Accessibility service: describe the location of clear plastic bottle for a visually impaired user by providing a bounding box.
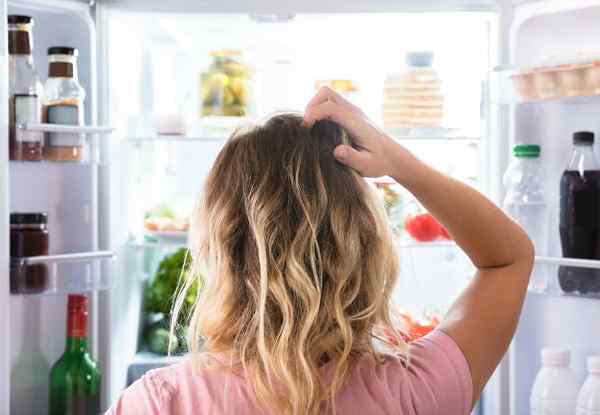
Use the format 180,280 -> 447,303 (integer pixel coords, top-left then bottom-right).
559,131 -> 600,294
530,349 -> 580,415
503,144 -> 548,292
43,46 -> 86,162
576,356 -> 600,415
8,15 -> 43,161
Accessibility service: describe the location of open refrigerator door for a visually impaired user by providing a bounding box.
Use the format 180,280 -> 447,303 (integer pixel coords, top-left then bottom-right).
488,1 -> 600,414
2,0 -> 508,413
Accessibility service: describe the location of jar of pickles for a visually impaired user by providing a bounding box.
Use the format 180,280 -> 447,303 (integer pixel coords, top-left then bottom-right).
200,50 -> 252,117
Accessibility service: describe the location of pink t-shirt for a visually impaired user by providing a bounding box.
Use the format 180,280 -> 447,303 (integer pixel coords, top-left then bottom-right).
106,330 -> 472,415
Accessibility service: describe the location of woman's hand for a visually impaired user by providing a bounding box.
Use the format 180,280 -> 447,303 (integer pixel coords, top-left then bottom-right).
304,87 -> 414,179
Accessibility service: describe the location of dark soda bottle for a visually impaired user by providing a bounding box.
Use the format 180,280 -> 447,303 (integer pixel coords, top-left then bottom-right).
559,131 -> 600,294
49,295 -> 101,414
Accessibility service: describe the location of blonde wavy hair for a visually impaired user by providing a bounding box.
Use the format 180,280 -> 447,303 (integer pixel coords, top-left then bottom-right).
172,113 -> 406,414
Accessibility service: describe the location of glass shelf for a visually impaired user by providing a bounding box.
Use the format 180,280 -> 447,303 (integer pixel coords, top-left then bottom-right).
10,251 -> 116,295
124,128 -> 479,145
128,239 -> 188,250
527,256 -> 600,299
20,123 -> 114,135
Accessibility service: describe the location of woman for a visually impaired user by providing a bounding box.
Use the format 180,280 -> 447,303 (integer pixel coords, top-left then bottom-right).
108,87 -> 533,415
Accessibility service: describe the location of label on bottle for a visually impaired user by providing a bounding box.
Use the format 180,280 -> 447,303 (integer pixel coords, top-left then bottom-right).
47,104 -> 83,147
13,94 -> 41,143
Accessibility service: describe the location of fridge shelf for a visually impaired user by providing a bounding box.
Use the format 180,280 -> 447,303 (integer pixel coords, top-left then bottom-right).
128,239 -> 188,250
18,123 -> 114,135
10,251 -> 116,295
528,256 -> 600,299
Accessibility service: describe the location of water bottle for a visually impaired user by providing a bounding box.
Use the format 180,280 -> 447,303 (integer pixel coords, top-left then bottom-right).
503,144 -> 548,292
576,356 -> 600,415
530,349 -> 580,415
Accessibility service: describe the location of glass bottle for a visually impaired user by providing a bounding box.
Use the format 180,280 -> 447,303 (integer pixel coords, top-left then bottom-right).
44,46 -> 87,162
8,15 -> 43,161
49,295 -> 101,415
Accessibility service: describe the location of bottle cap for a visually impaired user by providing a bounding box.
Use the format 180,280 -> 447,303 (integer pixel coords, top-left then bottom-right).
68,294 -> 88,311
587,356 -> 600,374
513,144 -> 540,158
8,15 -> 33,25
405,51 -> 433,68
47,46 -> 78,57
10,212 -> 47,225
541,348 -> 570,366
573,131 -> 594,145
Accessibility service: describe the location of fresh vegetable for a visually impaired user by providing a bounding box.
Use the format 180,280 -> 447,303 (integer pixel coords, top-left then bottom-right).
439,225 -> 453,241
146,320 -> 178,355
404,213 -> 443,242
145,248 -> 201,319
145,203 -> 176,220
397,310 -> 441,342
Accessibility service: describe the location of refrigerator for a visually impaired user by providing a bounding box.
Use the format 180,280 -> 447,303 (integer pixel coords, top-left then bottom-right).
1,0 -> 600,414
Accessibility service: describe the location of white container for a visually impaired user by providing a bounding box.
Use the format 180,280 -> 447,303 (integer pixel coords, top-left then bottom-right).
576,356 -> 600,415
530,349 -> 581,415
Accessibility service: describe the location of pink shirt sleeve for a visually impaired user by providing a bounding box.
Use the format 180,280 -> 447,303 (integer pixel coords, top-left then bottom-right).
399,329 -> 473,414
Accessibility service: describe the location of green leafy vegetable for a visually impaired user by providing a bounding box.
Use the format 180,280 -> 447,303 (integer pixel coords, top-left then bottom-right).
144,248 -> 202,319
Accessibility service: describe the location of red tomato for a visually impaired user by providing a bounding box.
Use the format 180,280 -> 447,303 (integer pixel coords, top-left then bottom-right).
440,225 -> 453,240
404,213 -> 442,242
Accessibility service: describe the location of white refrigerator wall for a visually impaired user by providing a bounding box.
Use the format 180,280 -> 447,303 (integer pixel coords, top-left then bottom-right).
509,4 -> 600,414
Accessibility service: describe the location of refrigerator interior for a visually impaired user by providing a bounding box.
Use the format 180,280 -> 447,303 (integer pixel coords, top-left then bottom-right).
103,10 -> 495,405
507,3 -> 600,414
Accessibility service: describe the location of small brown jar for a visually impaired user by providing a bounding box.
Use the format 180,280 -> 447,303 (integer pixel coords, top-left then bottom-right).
10,212 -> 49,294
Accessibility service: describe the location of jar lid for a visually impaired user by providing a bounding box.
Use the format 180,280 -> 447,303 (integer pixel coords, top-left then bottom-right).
513,144 -> 541,158
48,46 -> 78,57
574,131 -> 594,145
209,49 -> 241,58
10,212 -> 48,225
406,51 -> 433,68
8,15 -> 33,25
541,348 -> 570,366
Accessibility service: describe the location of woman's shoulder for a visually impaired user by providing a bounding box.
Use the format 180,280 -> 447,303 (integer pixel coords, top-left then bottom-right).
105,353 -> 231,415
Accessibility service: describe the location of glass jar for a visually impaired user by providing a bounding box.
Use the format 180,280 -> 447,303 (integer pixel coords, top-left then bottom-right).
383,51 -> 444,130
8,15 -> 43,161
314,79 -> 359,103
200,50 -> 252,117
43,47 -> 86,162
10,212 -> 49,294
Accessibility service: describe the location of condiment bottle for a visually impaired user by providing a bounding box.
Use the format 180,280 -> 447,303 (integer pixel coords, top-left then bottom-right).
44,46 -> 86,162
8,15 -> 43,161
10,212 -> 49,294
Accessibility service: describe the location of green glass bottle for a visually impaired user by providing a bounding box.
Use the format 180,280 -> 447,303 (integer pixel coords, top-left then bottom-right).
49,294 -> 101,415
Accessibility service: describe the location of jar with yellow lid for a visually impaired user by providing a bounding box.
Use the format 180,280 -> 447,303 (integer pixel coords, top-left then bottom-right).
200,50 -> 252,117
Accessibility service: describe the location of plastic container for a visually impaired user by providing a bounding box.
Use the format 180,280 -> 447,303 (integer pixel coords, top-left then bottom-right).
503,144 -> 548,292
530,348 -> 581,415
576,356 -> 600,415
559,132 -> 600,295
383,51 -> 444,130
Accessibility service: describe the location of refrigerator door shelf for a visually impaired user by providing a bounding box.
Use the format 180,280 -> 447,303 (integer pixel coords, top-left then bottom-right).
10,250 -> 115,295
19,123 -> 114,135
528,256 -> 600,300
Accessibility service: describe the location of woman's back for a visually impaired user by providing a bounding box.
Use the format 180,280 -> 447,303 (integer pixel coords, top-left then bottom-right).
108,331 -> 470,415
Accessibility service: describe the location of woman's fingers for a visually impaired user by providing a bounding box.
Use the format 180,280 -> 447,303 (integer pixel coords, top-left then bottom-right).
333,144 -> 371,174
304,86 -> 361,118
304,99 -> 349,127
